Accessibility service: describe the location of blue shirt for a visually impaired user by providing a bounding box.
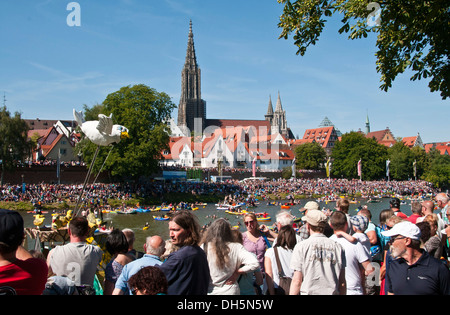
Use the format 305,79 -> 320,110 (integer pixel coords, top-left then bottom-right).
114,254 -> 162,294
159,245 -> 210,295
387,250 -> 450,295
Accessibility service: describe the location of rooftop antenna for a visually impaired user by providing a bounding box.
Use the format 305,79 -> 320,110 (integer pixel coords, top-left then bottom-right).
2,92 -> 6,107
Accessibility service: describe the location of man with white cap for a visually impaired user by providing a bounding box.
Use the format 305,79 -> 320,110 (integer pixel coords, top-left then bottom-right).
382,221 -> 450,295
289,209 -> 346,295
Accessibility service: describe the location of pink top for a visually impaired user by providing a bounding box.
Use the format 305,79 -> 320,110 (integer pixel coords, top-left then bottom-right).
241,232 -> 267,273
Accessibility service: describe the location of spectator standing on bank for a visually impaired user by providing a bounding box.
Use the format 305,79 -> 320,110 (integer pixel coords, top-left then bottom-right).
47,216 -> 103,287
289,210 -> 346,295
159,211 -> 210,295
382,221 -> 450,295
330,211 -> 374,295
202,218 -> 259,295
112,235 -> 165,295
390,198 -> 408,219
0,209 -> 48,295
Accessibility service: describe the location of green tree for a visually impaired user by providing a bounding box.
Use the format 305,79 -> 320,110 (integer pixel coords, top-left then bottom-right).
76,84 -> 176,180
387,142 -> 414,180
423,148 -> 450,189
294,142 -> 326,170
277,0 -> 450,99
331,131 -> 387,180
0,106 -> 32,185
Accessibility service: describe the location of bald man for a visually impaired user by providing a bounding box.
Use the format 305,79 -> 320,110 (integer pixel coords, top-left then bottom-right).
418,200 -> 446,238
112,235 -> 166,295
436,193 -> 449,224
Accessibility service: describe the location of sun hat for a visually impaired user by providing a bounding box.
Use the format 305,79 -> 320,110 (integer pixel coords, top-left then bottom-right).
350,215 -> 369,232
300,201 -> 319,212
381,221 -> 421,241
301,209 -> 327,226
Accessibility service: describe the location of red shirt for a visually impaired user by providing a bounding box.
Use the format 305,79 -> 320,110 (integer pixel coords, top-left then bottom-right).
407,214 -> 422,224
0,258 -> 48,295
395,211 -> 408,219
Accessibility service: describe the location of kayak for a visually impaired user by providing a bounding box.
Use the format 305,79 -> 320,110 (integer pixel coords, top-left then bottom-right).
257,216 -> 271,222
153,216 -> 169,221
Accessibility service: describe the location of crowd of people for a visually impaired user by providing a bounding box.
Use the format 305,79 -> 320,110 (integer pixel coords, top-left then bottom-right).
0,178 -> 437,208
1,191 -> 449,295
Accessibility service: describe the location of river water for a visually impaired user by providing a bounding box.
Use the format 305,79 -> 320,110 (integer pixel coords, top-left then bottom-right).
21,197 -> 417,251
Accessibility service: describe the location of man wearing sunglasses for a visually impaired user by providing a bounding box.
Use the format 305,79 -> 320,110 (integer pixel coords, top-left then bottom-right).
382,221 -> 450,295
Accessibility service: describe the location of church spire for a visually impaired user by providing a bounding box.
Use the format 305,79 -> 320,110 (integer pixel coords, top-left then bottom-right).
265,95 -> 274,123
267,95 -> 273,115
184,19 -> 198,70
177,20 -> 206,133
275,91 -> 283,112
365,111 -> 370,134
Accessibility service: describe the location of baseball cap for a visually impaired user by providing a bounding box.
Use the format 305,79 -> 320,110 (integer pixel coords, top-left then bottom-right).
300,201 -> 319,212
390,198 -> 400,208
301,209 -> 327,226
350,215 -> 369,232
0,209 -> 25,249
381,221 -> 421,241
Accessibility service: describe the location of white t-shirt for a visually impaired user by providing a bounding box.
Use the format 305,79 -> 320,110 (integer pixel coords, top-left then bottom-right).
205,242 -> 260,295
330,234 -> 371,295
353,232 -> 371,258
265,246 -> 293,287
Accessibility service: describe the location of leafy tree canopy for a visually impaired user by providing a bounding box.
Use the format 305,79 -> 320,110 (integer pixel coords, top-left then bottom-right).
0,106 -> 31,185
76,84 -> 175,180
294,142 -> 326,170
331,131 -> 388,180
277,0 -> 450,99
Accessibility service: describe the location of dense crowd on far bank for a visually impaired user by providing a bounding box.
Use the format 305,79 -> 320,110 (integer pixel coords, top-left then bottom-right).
0,178 -> 437,208
1,192 -> 450,296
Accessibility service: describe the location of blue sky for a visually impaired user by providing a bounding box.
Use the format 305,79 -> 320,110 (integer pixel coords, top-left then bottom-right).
0,0 -> 447,144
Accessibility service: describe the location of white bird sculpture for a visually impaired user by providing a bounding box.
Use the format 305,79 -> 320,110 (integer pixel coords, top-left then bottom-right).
73,109 -> 129,146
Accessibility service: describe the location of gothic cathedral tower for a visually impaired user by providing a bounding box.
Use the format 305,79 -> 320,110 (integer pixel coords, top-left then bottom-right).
177,20 -> 206,134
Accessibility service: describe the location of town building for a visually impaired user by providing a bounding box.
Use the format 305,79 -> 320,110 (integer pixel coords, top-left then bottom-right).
26,119 -> 79,163
167,21 -> 295,171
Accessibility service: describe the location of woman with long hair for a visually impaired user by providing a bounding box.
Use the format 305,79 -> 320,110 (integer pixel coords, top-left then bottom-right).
202,218 -> 259,295
264,225 -> 296,295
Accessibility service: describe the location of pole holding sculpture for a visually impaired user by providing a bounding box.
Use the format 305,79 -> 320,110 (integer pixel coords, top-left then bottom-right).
72,109 -> 129,217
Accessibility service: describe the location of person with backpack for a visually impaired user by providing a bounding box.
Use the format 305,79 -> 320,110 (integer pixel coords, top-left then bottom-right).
264,225 -> 296,295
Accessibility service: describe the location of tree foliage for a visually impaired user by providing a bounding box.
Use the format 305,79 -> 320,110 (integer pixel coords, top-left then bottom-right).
387,142 -> 414,180
76,84 -> 175,180
422,149 -> 450,189
330,131 -> 388,180
277,0 -> 450,99
294,142 -> 326,170
0,106 -> 32,185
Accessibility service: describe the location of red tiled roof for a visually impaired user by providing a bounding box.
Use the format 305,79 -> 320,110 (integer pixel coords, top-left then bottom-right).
366,129 -> 396,147
402,136 -> 417,147
206,119 -> 270,136
302,126 -> 334,148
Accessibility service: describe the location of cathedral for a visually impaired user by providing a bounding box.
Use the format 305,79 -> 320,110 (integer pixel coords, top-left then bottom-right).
165,21 -> 295,170
177,21 -> 293,140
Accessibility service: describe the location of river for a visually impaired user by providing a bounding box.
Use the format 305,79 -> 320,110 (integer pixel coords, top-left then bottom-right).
21,197 -> 418,251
